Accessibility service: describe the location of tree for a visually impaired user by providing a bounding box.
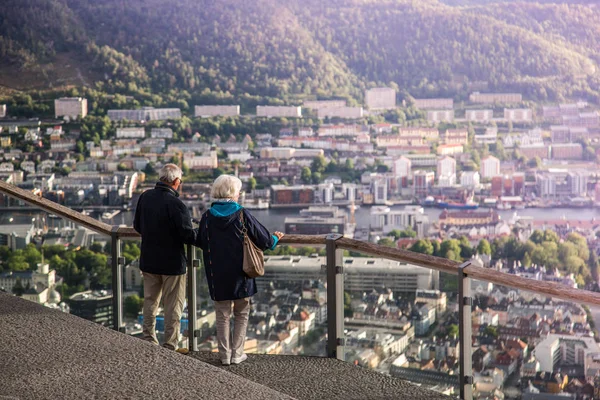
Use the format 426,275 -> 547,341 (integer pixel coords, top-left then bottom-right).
377,238 -> 396,248
212,167 -> 225,179
124,295 -> 144,318
441,239 -> 462,261
301,167 -> 312,184
484,325 -> 498,338
12,278 -> 25,296
447,324 -> 459,337
144,163 -> 156,175
248,177 -> 257,191
410,239 -> 434,255
311,155 -> 326,174
477,239 -> 492,255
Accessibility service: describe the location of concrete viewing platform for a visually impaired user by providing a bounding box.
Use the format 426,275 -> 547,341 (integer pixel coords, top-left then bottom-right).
0,293 -> 451,400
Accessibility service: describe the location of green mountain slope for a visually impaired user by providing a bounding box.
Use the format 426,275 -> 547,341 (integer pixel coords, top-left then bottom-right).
0,0 -> 599,105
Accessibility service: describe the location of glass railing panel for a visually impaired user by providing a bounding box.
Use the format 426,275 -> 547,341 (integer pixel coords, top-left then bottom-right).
469,277 -> 597,399
342,250 -> 459,397
0,210 -> 112,327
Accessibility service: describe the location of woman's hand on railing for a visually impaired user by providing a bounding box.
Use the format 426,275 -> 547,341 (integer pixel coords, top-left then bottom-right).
274,231 -> 284,240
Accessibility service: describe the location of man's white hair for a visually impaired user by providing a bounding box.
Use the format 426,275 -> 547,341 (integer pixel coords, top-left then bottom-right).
211,174 -> 242,200
159,163 -> 183,184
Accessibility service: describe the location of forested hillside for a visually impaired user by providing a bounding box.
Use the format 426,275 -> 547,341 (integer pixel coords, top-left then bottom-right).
0,0 -> 599,106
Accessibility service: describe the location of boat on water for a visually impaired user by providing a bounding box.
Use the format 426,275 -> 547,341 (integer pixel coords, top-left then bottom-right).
436,201 -> 479,210
496,203 -> 512,210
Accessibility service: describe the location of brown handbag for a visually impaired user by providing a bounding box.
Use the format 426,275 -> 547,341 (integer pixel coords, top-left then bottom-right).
240,210 -> 265,278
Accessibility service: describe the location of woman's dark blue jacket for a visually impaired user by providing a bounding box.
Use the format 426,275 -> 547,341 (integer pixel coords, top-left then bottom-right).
196,202 -> 279,301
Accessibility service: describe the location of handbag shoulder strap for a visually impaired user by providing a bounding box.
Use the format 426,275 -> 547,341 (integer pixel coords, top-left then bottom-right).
239,208 -> 248,236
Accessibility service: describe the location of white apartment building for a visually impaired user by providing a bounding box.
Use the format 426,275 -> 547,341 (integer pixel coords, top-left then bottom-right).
460,171 -> 481,189
427,110 -> 454,123
534,335 -> 600,376
317,107 -> 364,119
116,128 -> 145,139
414,98 -> 453,110
260,147 -> 323,159
437,156 -> 456,178
437,156 -> 456,187
0,104 -> 6,118
303,100 -> 346,110
150,128 -> 173,139
107,107 -> 181,121
480,156 -> 500,179
194,105 -> 240,118
365,87 -> 396,110
54,97 -> 88,119
184,151 -> 218,169
318,125 -> 361,137
370,205 -> 428,234
474,127 -> 498,145
466,109 -> 493,122
469,92 -> 522,104
258,255 -> 439,293
256,106 -> 302,118
393,156 -> 411,178
504,108 -> 532,122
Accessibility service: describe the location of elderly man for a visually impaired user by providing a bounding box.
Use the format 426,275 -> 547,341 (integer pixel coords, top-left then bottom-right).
134,163 -> 197,351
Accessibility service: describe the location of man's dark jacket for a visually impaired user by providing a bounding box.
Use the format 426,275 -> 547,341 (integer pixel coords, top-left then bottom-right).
134,182 -> 197,275
196,202 -> 277,301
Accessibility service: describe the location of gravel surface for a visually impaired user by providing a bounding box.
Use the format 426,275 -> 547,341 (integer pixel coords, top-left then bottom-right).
191,351 -> 453,400
0,293 -> 294,400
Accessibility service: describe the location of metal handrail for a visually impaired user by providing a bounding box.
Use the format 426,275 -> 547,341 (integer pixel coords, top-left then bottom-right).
2,179 -> 600,307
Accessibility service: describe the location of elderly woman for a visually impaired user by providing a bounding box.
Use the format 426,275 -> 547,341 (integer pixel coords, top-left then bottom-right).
196,174 -> 284,365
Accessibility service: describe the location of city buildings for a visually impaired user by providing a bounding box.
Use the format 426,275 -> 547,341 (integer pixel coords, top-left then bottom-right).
413,171 -> 435,197
270,185 -> 315,207
470,92 -> 522,104
426,110 -> 454,123
303,100 -> 346,110
413,98 -> 453,110
466,109 -> 493,123
533,334 -> 600,378
551,143 -> 583,160
504,108 -> 532,122
150,128 -> 174,139
437,156 -> 456,187
54,97 -> 88,119
258,256 -> 440,293
370,206 -> 429,235
480,156 -> 500,179
460,171 -> 481,189
365,88 -> 396,110
194,105 -> 240,118
256,106 -> 302,118
116,128 -> 145,139
107,107 -> 181,121
317,107 -> 364,119
69,290 -> 113,328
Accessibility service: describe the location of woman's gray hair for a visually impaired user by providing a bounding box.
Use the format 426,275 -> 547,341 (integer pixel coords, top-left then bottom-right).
211,174 -> 242,200
159,163 -> 183,184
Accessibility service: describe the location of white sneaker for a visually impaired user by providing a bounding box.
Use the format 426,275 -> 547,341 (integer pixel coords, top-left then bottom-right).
231,354 -> 248,365
221,358 -> 231,366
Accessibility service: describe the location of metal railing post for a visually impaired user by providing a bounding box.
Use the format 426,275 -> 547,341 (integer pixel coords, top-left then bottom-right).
326,233 -> 344,360
187,245 -> 198,352
111,227 -> 125,333
458,261 -> 473,400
